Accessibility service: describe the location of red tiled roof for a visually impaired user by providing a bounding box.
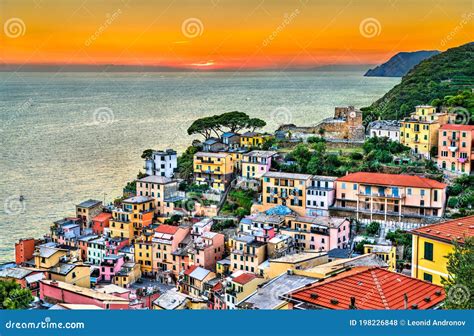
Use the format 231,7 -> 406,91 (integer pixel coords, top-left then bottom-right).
155,225 -> 179,235
290,267 -> 445,310
233,273 -> 257,285
184,265 -> 198,276
92,212 -> 112,222
411,215 -> 474,244
440,124 -> 474,131
336,172 -> 447,189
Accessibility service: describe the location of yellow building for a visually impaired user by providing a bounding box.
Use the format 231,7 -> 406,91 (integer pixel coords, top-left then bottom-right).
252,172 -> 312,216
134,240 -> 154,274
400,105 -> 449,158
265,251 -> 328,279
180,265 -> 216,298
224,272 -> 266,309
33,245 -> 70,269
363,244 -> 397,271
229,236 -> 267,274
49,263 -> 91,288
240,132 -> 273,149
410,215 -> 473,285
113,262 -> 141,287
193,152 -> 234,191
109,196 -> 154,239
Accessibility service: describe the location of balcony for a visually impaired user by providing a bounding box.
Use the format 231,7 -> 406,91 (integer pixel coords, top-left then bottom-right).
357,191 -> 405,199
458,157 -> 469,163
448,146 -> 458,152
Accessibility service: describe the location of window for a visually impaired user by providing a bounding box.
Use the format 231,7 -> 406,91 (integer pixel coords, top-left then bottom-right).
423,273 -> 433,283
423,242 -> 434,261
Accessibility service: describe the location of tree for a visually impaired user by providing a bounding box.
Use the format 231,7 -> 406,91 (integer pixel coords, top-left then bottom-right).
247,118 -> 266,132
442,237 -> 474,309
141,149 -> 153,160
0,280 -> 33,309
366,221 -> 380,236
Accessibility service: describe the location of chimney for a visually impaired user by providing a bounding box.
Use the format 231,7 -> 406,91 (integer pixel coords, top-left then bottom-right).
403,293 -> 408,309
349,296 -> 357,309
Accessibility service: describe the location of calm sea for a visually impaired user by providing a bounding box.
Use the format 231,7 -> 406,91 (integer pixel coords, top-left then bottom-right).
0,71 -> 399,261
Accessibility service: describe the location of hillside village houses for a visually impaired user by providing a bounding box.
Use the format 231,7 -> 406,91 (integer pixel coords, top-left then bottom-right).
6,104 -> 473,310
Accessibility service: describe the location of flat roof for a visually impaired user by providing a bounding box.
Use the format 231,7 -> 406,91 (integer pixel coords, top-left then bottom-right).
195,151 -> 229,158
270,251 -> 327,264
138,175 -> 175,184
41,280 -> 129,303
241,273 -> 317,309
0,267 -> 34,279
77,199 -> 102,208
153,289 -> 188,310
263,171 -> 312,180
123,196 -> 154,204
244,150 -> 277,158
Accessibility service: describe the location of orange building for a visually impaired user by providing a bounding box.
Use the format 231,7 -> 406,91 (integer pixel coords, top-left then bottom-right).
333,172 -> 447,223
437,124 -> 474,174
15,238 -> 36,265
109,196 -> 154,239
92,212 -> 113,235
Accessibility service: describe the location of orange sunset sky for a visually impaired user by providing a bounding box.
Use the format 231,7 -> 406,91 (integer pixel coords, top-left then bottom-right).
1,0 -> 472,70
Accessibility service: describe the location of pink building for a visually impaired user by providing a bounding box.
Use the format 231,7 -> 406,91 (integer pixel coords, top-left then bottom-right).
40,280 -> 130,309
99,255 -> 125,282
281,215 -> 351,251
438,124 -> 474,174
242,150 -> 277,179
152,225 -> 190,275
92,212 -> 113,235
190,232 -> 225,271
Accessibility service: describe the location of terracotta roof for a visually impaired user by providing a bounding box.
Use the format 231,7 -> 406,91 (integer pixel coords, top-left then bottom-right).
92,212 -> 112,222
155,225 -> 179,235
184,265 -> 198,276
289,267 -> 445,310
233,273 -> 257,285
411,215 -> 474,244
336,172 -> 447,189
440,124 -> 474,131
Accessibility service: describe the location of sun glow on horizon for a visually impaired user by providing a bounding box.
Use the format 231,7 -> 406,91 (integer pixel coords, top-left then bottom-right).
1,0 -> 472,69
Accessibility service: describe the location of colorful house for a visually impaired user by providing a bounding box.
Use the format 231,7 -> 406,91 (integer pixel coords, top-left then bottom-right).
280,215 -> 351,252
363,244 -> 397,271
75,199 -> 103,229
49,263 -> 91,288
193,152 -> 234,192
136,175 -> 180,216
240,132 -> 273,148
229,235 -> 267,274
188,231 -> 225,271
40,280 -> 130,309
410,215 -> 473,285
152,224 -> 190,275
134,239 -> 154,275
437,124 -> 474,174
15,238 -> 36,265
91,212 -> 112,235
113,261 -> 141,288
224,272 -> 266,309
332,172 -> 447,223
179,265 -> 215,298
254,172 -> 312,216
241,150 -> 276,180
306,175 -> 337,216
109,196 -> 154,239
400,105 -> 449,158
98,255 -> 125,282
0,267 -> 45,296
144,149 -> 177,178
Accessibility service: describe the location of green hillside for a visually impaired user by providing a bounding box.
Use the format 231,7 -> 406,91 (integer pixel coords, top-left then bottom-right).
362,42 -> 474,124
